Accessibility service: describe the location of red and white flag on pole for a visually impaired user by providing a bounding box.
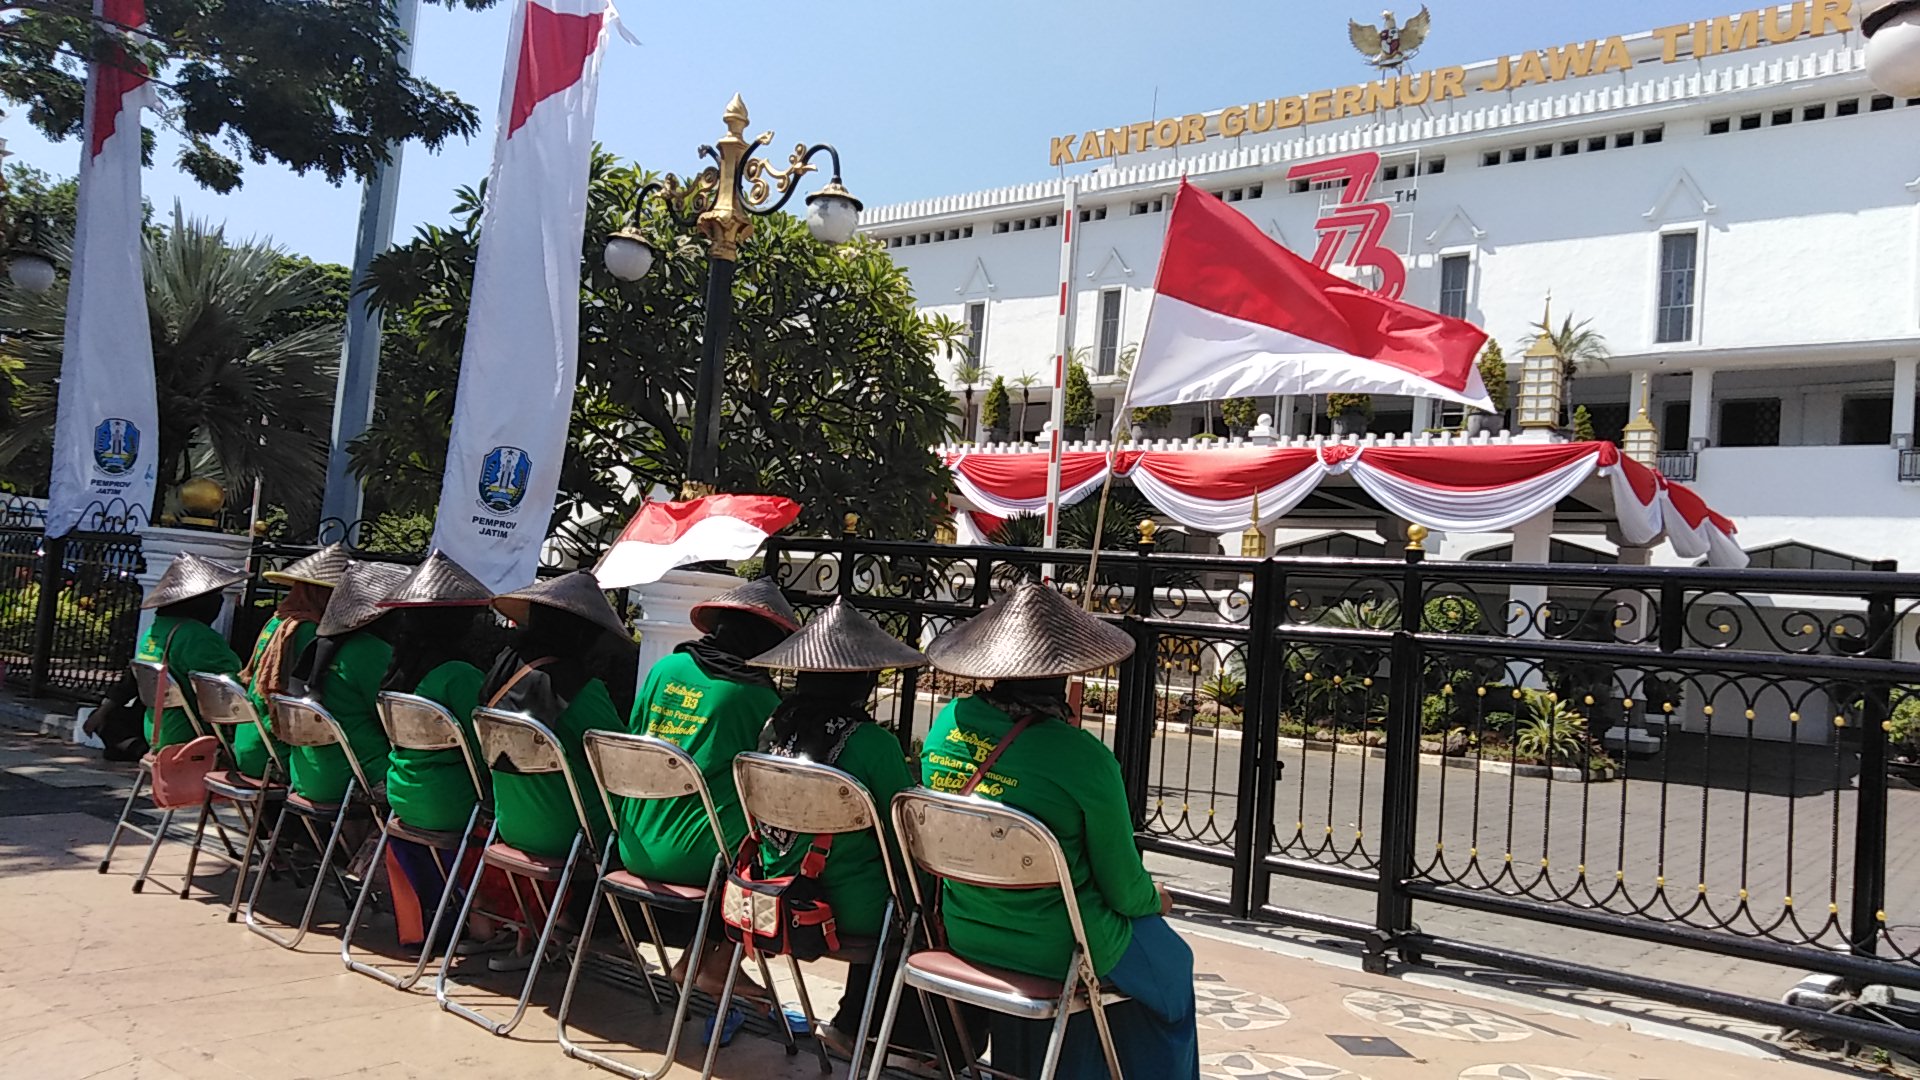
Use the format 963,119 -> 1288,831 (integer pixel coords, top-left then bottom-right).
1126,180 -> 1490,420
593,494 -> 802,589
432,0 -> 616,592
46,0 -> 160,537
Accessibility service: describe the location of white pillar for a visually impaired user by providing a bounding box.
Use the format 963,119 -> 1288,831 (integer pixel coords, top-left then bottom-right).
1893,357 -> 1918,445
628,568 -> 738,685
1688,368 -> 1715,448
1276,395 -> 1297,438
135,527 -> 254,640
1507,511 -> 1553,688
1411,397 -> 1435,435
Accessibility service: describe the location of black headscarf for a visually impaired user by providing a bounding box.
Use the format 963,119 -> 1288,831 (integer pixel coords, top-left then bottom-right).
382,606 -> 483,692
757,669 -> 879,854
479,604 -> 600,724
678,609 -> 788,688
980,675 -> 1073,723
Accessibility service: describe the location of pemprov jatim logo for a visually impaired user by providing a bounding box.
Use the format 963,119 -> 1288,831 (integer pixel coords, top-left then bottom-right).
477,446 -> 532,513
91,418 -> 140,476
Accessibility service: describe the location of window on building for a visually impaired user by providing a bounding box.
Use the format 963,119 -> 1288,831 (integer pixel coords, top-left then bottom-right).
1533,144 -> 1554,160
1771,109 -> 1793,126
1841,396 -> 1896,445
1643,126 -> 1665,143
1481,151 -> 1500,167
1613,131 -> 1636,149
964,302 -> 987,362
1420,160 -> 1443,176
1438,254 -> 1470,320
1739,113 -> 1763,130
1804,104 -> 1827,122
1247,182 -> 1265,197
1708,118 -> 1731,134
1871,95 -> 1896,112
1837,98 -> 1861,116
1587,136 -> 1608,152
1656,231 -> 1699,344
1095,289 -> 1123,376
1719,398 -> 1781,447
1661,401 -> 1692,451
1506,148 -> 1527,164
1561,139 -> 1582,154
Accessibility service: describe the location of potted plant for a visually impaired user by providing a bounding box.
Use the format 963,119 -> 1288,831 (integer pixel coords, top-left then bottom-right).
1131,404 -> 1172,441
1221,397 -> 1259,438
1470,340 -> 1507,435
1063,362 -> 1096,440
981,376 -> 1011,443
1327,393 -> 1372,437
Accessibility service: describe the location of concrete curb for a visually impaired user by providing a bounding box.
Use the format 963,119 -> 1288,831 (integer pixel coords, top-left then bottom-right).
0,690 -> 79,739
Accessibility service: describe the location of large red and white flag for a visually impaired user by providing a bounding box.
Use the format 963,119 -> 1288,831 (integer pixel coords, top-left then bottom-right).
433,0 -> 615,592
46,0 -> 160,537
594,494 -> 802,589
1128,180 -> 1490,417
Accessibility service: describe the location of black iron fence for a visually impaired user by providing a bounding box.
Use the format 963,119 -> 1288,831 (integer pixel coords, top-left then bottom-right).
762,526 -> 1920,1055
0,498 -> 145,700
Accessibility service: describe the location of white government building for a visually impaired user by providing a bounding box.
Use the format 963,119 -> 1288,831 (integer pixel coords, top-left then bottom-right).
862,1 -> 1920,575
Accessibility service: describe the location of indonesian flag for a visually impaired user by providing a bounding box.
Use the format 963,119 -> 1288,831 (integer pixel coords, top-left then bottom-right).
593,494 -> 803,589
432,0 -> 615,592
46,0 -> 161,537
1127,180 -> 1491,418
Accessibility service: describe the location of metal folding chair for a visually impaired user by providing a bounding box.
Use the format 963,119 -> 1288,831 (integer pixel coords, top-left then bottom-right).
183,672 -> 290,920
341,691 -> 490,991
437,707 -> 596,1036
867,790 -> 1129,1080
554,730 -> 795,1078
243,694 -> 362,949
707,751 -> 912,1080
99,659 -> 238,895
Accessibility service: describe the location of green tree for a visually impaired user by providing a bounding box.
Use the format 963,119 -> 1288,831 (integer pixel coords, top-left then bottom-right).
1,0 -> 489,191
354,154 -> 957,546
1130,404 -> 1172,430
1327,393 -> 1372,419
952,358 -> 987,441
1064,361 -> 1096,430
1221,397 -> 1258,435
1572,404 -> 1595,442
1525,311 -> 1611,382
0,207 -> 339,507
1013,372 -> 1039,435
981,376 -> 1010,435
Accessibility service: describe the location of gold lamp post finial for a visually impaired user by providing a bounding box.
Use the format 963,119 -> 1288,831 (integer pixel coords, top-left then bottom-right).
1241,488 -> 1268,558
1406,523 -> 1429,552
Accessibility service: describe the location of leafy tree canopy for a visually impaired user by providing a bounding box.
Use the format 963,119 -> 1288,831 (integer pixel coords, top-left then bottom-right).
1064,361 -> 1096,428
353,151 -> 960,548
0,0 -> 491,191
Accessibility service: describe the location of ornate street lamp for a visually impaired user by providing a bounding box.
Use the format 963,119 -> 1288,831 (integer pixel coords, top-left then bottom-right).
1863,0 -> 1920,98
1622,380 -> 1660,467
0,138 -> 55,296
1517,300 -> 1565,433
603,95 -> 862,497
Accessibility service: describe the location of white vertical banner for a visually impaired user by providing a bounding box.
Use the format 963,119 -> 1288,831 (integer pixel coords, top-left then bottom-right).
432,0 -> 614,591
1042,180 -> 1079,552
47,0 -> 159,538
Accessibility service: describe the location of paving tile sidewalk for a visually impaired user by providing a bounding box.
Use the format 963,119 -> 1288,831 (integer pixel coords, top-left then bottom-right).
0,730 -> 1849,1080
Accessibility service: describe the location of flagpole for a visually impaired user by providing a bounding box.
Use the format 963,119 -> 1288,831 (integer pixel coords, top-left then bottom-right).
1041,179 -> 1079,580
1080,236 -> 1156,611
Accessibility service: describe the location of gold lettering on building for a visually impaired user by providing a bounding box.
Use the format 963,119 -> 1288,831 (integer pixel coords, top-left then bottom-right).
1042,3 -> 1858,164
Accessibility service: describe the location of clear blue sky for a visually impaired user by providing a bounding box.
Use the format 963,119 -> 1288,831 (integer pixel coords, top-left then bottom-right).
3,0 -> 1742,265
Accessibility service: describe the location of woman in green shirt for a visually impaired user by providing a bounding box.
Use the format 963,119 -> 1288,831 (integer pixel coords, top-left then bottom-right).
618,576 -> 793,999
234,543 -> 348,778
919,581 -> 1199,1080
285,561 -> 408,803
373,551 -> 500,951
745,598 -> 923,1057
132,553 -> 248,751
478,570 -> 633,972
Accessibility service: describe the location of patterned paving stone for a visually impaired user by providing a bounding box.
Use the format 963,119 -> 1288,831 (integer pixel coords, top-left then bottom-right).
1342,989 -> 1533,1043
1459,1067 -> 1611,1080
1203,1052 -> 1373,1080
1196,977 -> 1293,1031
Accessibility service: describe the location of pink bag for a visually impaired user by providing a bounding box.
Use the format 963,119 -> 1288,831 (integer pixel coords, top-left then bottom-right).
146,626 -> 218,809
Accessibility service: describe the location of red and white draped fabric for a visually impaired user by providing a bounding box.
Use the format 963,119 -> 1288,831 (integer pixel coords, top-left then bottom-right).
432,0 -> 615,592
943,441 -> 1745,566
46,0 -> 160,537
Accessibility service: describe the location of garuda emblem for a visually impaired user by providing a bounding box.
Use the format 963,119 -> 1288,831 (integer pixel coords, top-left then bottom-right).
1349,7 -> 1431,70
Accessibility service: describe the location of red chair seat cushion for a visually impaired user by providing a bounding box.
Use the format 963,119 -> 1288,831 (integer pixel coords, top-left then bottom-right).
604,869 -> 708,904
484,841 -> 572,881
906,949 -> 1065,1001
285,792 -> 343,817
204,770 -> 283,801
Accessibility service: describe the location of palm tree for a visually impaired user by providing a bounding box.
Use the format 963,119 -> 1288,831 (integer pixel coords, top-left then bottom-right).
0,207 -> 339,513
953,359 -> 988,442
1013,372 -> 1039,437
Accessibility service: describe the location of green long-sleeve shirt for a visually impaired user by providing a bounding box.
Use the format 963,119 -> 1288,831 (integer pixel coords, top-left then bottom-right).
384,660 -> 486,834
920,695 -> 1160,979
757,722 -> 912,939
234,615 -> 316,778
618,652 -> 781,884
134,615 -> 242,751
491,676 -> 622,857
287,632 -> 394,802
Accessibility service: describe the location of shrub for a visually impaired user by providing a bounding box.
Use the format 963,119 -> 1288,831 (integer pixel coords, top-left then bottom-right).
1515,689 -> 1588,765
1064,363 -> 1097,428
1420,692 -> 1454,734
1477,340 -> 1509,412
1221,397 -> 1260,434
1200,672 -> 1245,713
981,376 -> 1011,433
1131,404 -> 1173,428
1326,393 -> 1373,419
1573,404 -> 1595,442
1890,696 -> 1920,758
1422,595 -> 1484,634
